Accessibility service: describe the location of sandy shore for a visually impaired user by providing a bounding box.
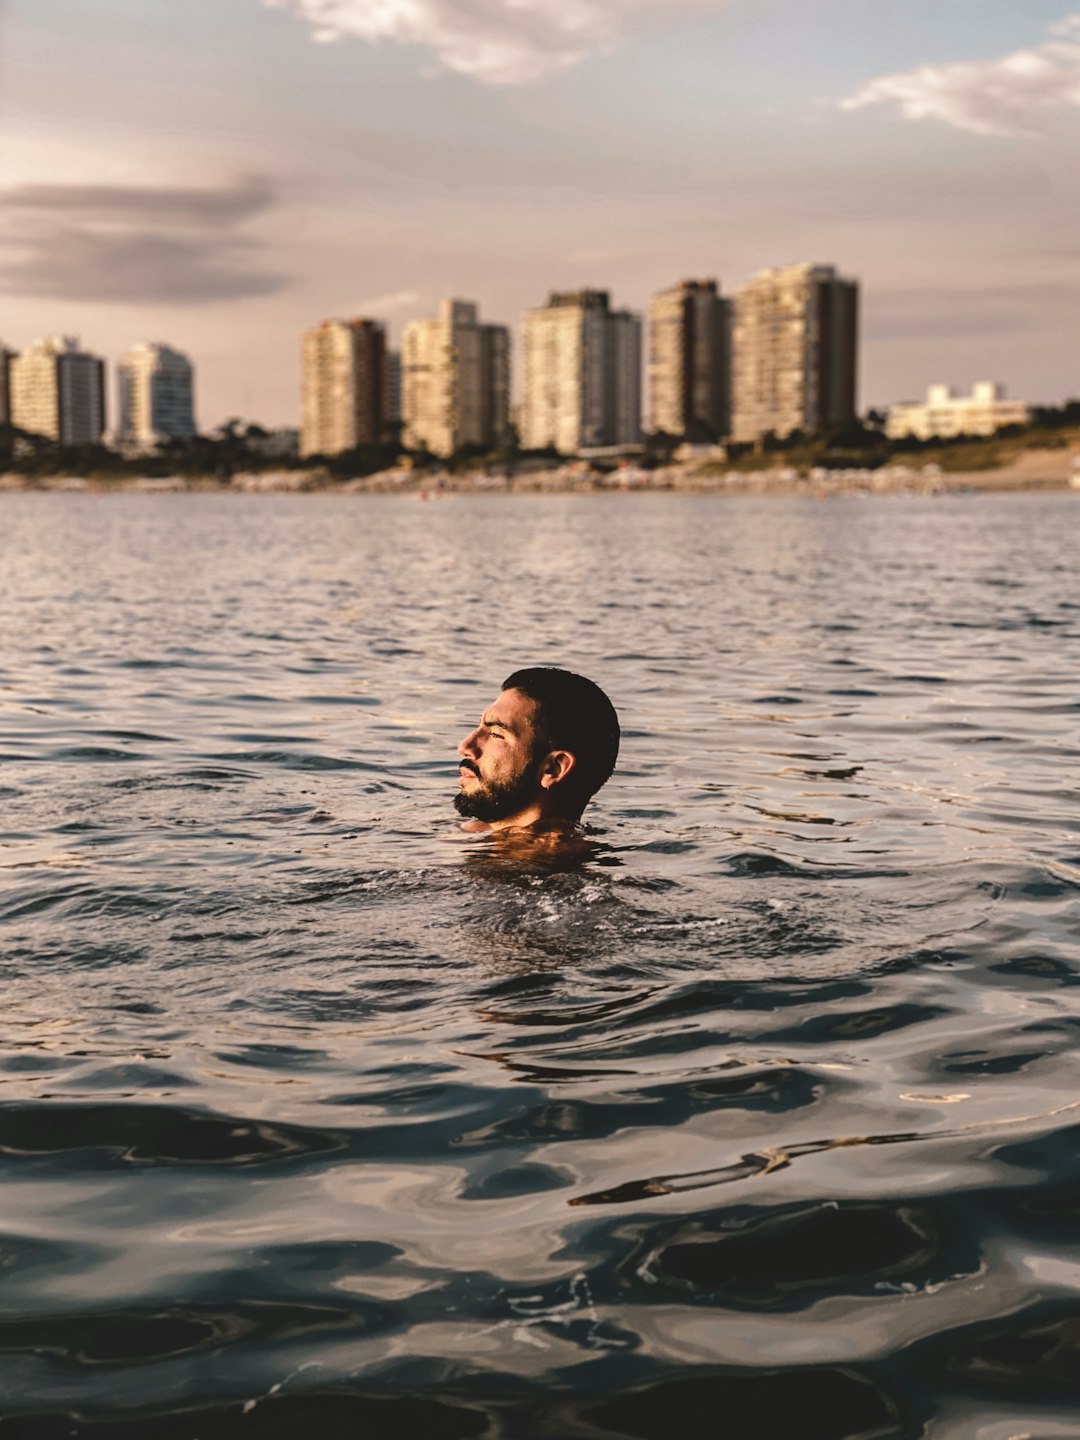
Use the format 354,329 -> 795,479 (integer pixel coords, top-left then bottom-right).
4,445 -> 1079,496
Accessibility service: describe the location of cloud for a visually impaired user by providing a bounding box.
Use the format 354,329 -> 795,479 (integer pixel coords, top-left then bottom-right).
352,288 -> 420,313
0,176 -> 288,304
262,0 -> 707,84
1,177 -> 277,226
841,14 -> 1080,136
867,284 -> 1080,342
5,232 -> 286,305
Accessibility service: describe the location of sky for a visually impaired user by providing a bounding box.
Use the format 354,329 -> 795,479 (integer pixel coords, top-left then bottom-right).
3,0 -> 1079,429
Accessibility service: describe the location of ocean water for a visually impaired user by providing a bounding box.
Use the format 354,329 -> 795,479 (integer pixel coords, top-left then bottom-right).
1,490 -> 1078,1439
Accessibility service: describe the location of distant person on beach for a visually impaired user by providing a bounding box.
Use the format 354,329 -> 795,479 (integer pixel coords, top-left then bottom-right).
455,668 -> 620,837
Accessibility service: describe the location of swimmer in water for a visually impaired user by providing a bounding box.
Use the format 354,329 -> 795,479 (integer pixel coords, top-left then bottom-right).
455,667 -> 620,839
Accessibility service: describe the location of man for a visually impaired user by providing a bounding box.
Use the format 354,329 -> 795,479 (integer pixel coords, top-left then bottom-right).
456,667 -> 620,834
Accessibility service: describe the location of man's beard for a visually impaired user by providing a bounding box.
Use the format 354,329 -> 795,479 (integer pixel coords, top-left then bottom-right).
454,761 -> 539,823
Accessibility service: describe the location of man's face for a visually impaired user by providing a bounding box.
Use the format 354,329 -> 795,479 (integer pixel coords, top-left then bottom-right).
455,688 -> 544,824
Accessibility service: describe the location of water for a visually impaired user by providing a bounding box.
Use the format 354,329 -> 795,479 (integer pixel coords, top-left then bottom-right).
1,490 -> 1078,1438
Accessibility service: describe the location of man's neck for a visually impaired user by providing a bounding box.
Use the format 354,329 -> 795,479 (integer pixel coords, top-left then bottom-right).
487,802 -> 579,835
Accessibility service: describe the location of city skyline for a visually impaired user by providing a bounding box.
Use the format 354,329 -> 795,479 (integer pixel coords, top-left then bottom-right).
3,1 -> 1080,427
1,268 -> 1050,454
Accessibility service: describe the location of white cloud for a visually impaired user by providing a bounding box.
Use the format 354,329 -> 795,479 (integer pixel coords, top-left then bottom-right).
353,288 -> 420,313
262,0 -> 707,84
841,14 -> 1080,136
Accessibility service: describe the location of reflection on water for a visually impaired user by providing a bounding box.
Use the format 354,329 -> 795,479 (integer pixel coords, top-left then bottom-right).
1,492 -> 1079,1436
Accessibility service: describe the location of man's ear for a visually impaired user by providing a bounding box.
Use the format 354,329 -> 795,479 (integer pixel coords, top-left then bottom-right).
538,749 -> 576,790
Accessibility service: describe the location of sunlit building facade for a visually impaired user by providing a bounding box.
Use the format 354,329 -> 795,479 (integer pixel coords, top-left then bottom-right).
301,317 -> 386,459
10,336 -> 106,445
401,299 -> 510,459
117,342 -> 196,452
885,383 -> 1029,441
521,289 -> 642,454
731,263 -> 858,443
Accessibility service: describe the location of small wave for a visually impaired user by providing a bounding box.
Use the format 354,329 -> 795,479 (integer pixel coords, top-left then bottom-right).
0,1103 -> 344,1168
0,1297 -> 385,1368
206,750 -> 382,772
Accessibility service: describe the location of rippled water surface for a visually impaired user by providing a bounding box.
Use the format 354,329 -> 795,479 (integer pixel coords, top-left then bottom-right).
2,491 -> 1079,1438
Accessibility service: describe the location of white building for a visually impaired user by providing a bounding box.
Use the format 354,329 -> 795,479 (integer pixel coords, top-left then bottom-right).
117,342 -> 196,452
300,318 -> 386,459
731,262 -> 858,444
10,336 -> 106,445
401,299 -> 510,459
886,383 -> 1030,441
521,289 -> 642,455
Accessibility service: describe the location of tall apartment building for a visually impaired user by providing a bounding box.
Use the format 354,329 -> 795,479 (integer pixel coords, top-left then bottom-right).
0,343 -> 15,428
385,350 -> 402,426
9,336 -> 106,445
521,289 -> 642,454
401,299 -> 510,459
300,317 -> 386,458
117,342 -> 196,452
731,263 -> 858,444
648,279 -> 731,441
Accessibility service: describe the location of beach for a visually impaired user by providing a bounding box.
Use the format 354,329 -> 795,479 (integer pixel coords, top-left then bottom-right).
3,441 -> 1079,497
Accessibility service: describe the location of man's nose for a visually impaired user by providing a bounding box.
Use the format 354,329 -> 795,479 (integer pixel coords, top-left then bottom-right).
458,727 -> 481,759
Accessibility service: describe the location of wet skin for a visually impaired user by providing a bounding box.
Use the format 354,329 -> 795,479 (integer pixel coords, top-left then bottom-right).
457,688 -> 577,834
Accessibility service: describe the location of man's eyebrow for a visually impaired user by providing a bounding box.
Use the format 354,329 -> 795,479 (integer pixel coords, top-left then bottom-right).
482,714 -> 517,734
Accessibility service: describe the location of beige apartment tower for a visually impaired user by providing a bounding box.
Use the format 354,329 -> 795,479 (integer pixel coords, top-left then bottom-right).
649,279 -> 732,441
10,336 -> 106,445
401,299 -> 510,459
521,289 -> 642,454
301,318 -> 386,458
117,342 -> 196,453
731,263 -> 858,444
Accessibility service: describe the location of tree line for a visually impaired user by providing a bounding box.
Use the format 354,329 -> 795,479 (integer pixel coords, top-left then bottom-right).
4,400 -> 1079,480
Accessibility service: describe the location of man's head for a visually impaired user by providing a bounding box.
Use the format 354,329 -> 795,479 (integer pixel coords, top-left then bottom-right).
455,667 -> 620,830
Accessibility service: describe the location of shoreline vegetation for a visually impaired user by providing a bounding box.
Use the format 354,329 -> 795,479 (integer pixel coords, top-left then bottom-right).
4,417 -> 1080,498
3,447 -> 1077,498
4,446 -> 1077,498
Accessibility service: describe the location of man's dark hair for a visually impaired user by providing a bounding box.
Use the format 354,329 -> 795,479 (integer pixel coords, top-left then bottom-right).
502,667 -> 620,808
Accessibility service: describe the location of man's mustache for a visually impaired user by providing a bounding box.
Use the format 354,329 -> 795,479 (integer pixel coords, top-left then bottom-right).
459,759 -> 480,777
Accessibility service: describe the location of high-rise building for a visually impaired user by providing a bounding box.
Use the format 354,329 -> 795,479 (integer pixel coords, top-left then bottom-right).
731,263 -> 858,444
9,336 -> 106,445
117,342 -> 196,452
401,299 -> 510,459
300,318 -> 386,458
0,344 -> 14,429
648,279 -> 731,441
521,289 -> 642,454
385,350 -> 402,427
